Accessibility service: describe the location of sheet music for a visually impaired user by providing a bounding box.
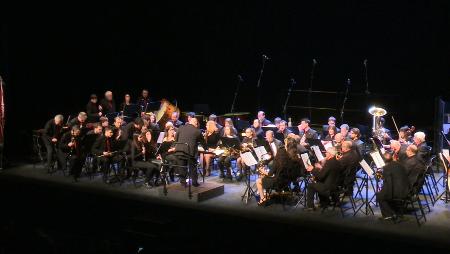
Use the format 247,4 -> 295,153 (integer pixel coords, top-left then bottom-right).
311,145 -> 324,161
300,153 -> 312,168
323,142 -> 333,150
240,152 -> 258,166
198,146 -> 205,152
213,149 -> 225,156
156,132 -> 165,144
359,159 -> 374,177
370,151 -> 385,168
254,146 -> 268,161
443,149 -> 449,159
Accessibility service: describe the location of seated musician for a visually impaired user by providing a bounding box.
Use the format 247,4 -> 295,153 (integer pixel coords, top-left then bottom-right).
277,120 -> 292,140
412,131 -> 430,165
252,119 -> 265,140
257,111 -> 272,126
376,159 -> 410,221
322,116 -> 339,138
208,114 -> 223,130
321,125 -> 337,146
217,126 -> 240,180
42,114 -> 64,171
58,126 -> 84,182
132,130 -> 160,187
219,118 -> 238,137
92,127 -> 124,182
377,117 -> 392,145
263,130 -> 283,170
255,137 -> 304,205
337,141 -> 360,196
402,144 -> 426,187
389,140 -> 408,162
305,147 -> 343,210
236,128 -> 259,181
333,133 -> 344,153
297,118 -> 318,147
199,120 -> 220,177
100,90 -> 116,115
339,124 -> 351,141
83,123 -> 103,172
273,117 -> 282,129
349,128 -> 364,159
399,126 -> 413,144
168,111 -> 183,128
145,112 -> 160,133
158,125 -> 176,181
123,117 -> 145,141
86,94 -> 102,122
100,116 -> 109,129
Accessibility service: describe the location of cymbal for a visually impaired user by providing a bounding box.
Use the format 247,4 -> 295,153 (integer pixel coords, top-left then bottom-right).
181,112 -> 205,117
221,112 -> 250,117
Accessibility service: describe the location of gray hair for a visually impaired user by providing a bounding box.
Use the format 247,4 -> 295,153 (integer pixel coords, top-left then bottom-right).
54,114 -> 64,121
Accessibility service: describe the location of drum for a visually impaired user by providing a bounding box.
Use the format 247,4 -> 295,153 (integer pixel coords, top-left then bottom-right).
156,99 -> 180,129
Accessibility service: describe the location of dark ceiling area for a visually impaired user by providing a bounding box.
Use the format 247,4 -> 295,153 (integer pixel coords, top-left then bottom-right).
1,1 -> 450,159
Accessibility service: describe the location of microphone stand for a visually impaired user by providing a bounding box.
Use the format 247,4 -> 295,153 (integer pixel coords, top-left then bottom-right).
308,59 -> 317,120
364,59 -> 370,95
282,79 -> 296,120
340,78 -> 350,124
230,75 -> 243,113
256,56 -> 268,110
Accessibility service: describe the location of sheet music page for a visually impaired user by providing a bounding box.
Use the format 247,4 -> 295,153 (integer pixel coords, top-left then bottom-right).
213,149 -> 224,156
197,146 -> 205,152
360,159 -> 374,177
443,149 -> 449,159
157,132 -> 165,144
254,146 -> 268,161
370,151 -> 386,168
300,153 -> 312,168
312,145 -> 324,161
241,152 -> 258,166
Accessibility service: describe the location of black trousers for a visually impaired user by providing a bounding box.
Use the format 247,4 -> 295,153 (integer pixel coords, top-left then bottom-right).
134,161 -> 160,183
165,154 -> 198,184
98,155 -> 122,175
57,152 -> 84,179
42,138 -> 57,167
217,156 -> 234,176
376,193 -> 402,217
306,182 -> 331,208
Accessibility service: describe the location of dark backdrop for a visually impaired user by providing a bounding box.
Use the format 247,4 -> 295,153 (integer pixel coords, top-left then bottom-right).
1,1 -> 450,161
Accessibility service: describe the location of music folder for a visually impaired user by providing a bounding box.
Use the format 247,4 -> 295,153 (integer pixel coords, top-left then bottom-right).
359,159 -> 374,177
311,145 -> 324,161
370,151 -> 385,169
156,132 -> 165,144
253,146 -> 268,161
300,153 -> 312,169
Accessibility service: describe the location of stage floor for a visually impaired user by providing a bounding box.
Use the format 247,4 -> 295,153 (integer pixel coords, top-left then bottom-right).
2,163 -> 450,252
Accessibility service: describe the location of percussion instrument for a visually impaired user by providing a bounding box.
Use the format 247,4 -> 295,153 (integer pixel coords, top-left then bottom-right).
217,112 -> 250,127
156,99 -> 180,128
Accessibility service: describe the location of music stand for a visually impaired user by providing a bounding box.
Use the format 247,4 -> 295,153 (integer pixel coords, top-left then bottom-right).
307,138 -> 326,152
354,159 -> 376,216
240,151 -> 259,204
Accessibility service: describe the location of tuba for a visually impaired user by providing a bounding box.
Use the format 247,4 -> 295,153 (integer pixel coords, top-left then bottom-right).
368,106 -> 387,140
156,99 -> 180,129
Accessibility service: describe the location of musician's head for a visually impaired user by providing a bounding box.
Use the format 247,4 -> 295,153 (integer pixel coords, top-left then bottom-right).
278,120 -> 287,132
71,126 -> 81,137
265,130 -> 274,143
134,118 -> 144,130
340,124 -> 349,136
223,126 -> 233,137
186,112 -> 196,122
334,133 -> 343,143
114,117 -> 123,128
399,126 -> 410,139
90,94 -> 97,103
390,140 -> 401,152
284,137 -> 299,158
165,125 -> 175,138
105,91 -> 113,101
350,128 -> 361,140
143,130 -> 152,142
245,128 -> 256,139
206,120 -> 218,133
327,125 -> 337,136
224,118 -> 234,128
298,118 -> 310,131
93,123 -> 103,134
328,116 -> 336,126
100,117 -> 109,127
252,119 -> 261,129
77,112 -> 87,123
274,117 -> 282,128
413,132 -> 426,145
124,94 -> 131,103
104,127 -> 113,138
54,114 -> 64,125
341,141 -> 353,153
170,111 -> 179,122
142,89 -> 149,98
406,144 -> 418,158
257,111 -> 266,122
325,147 -> 337,160
148,113 -> 156,123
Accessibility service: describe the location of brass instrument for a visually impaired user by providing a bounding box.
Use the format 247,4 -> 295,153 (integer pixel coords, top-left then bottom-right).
221,147 -> 240,157
368,106 -> 387,141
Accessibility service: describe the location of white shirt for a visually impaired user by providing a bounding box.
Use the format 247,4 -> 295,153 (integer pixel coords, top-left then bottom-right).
270,142 -> 277,157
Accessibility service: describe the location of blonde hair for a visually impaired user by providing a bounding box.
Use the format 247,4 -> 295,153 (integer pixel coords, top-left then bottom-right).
206,120 -> 218,133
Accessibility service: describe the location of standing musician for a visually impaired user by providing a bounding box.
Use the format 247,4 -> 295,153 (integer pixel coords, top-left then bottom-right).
255,137 -> 304,206
217,126 -> 240,180
119,94 -> 132,113
132,130 -> 160,187
257,111 -> 272,126
169,111 -> 183,128
305,147 -> 343,210
86,94 -> 102,122
165,118 -> 205,187
199,120 -> 220,177
349,128 -> 365,159
42,114 -> 64,171
100,91 -> 116,115
252,119 -> 265,140
137,89 -> 151,114
112,116 -> 125,140
58,126 -> 84,182
92,127 -> 123,181
297,118 -> 318,148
